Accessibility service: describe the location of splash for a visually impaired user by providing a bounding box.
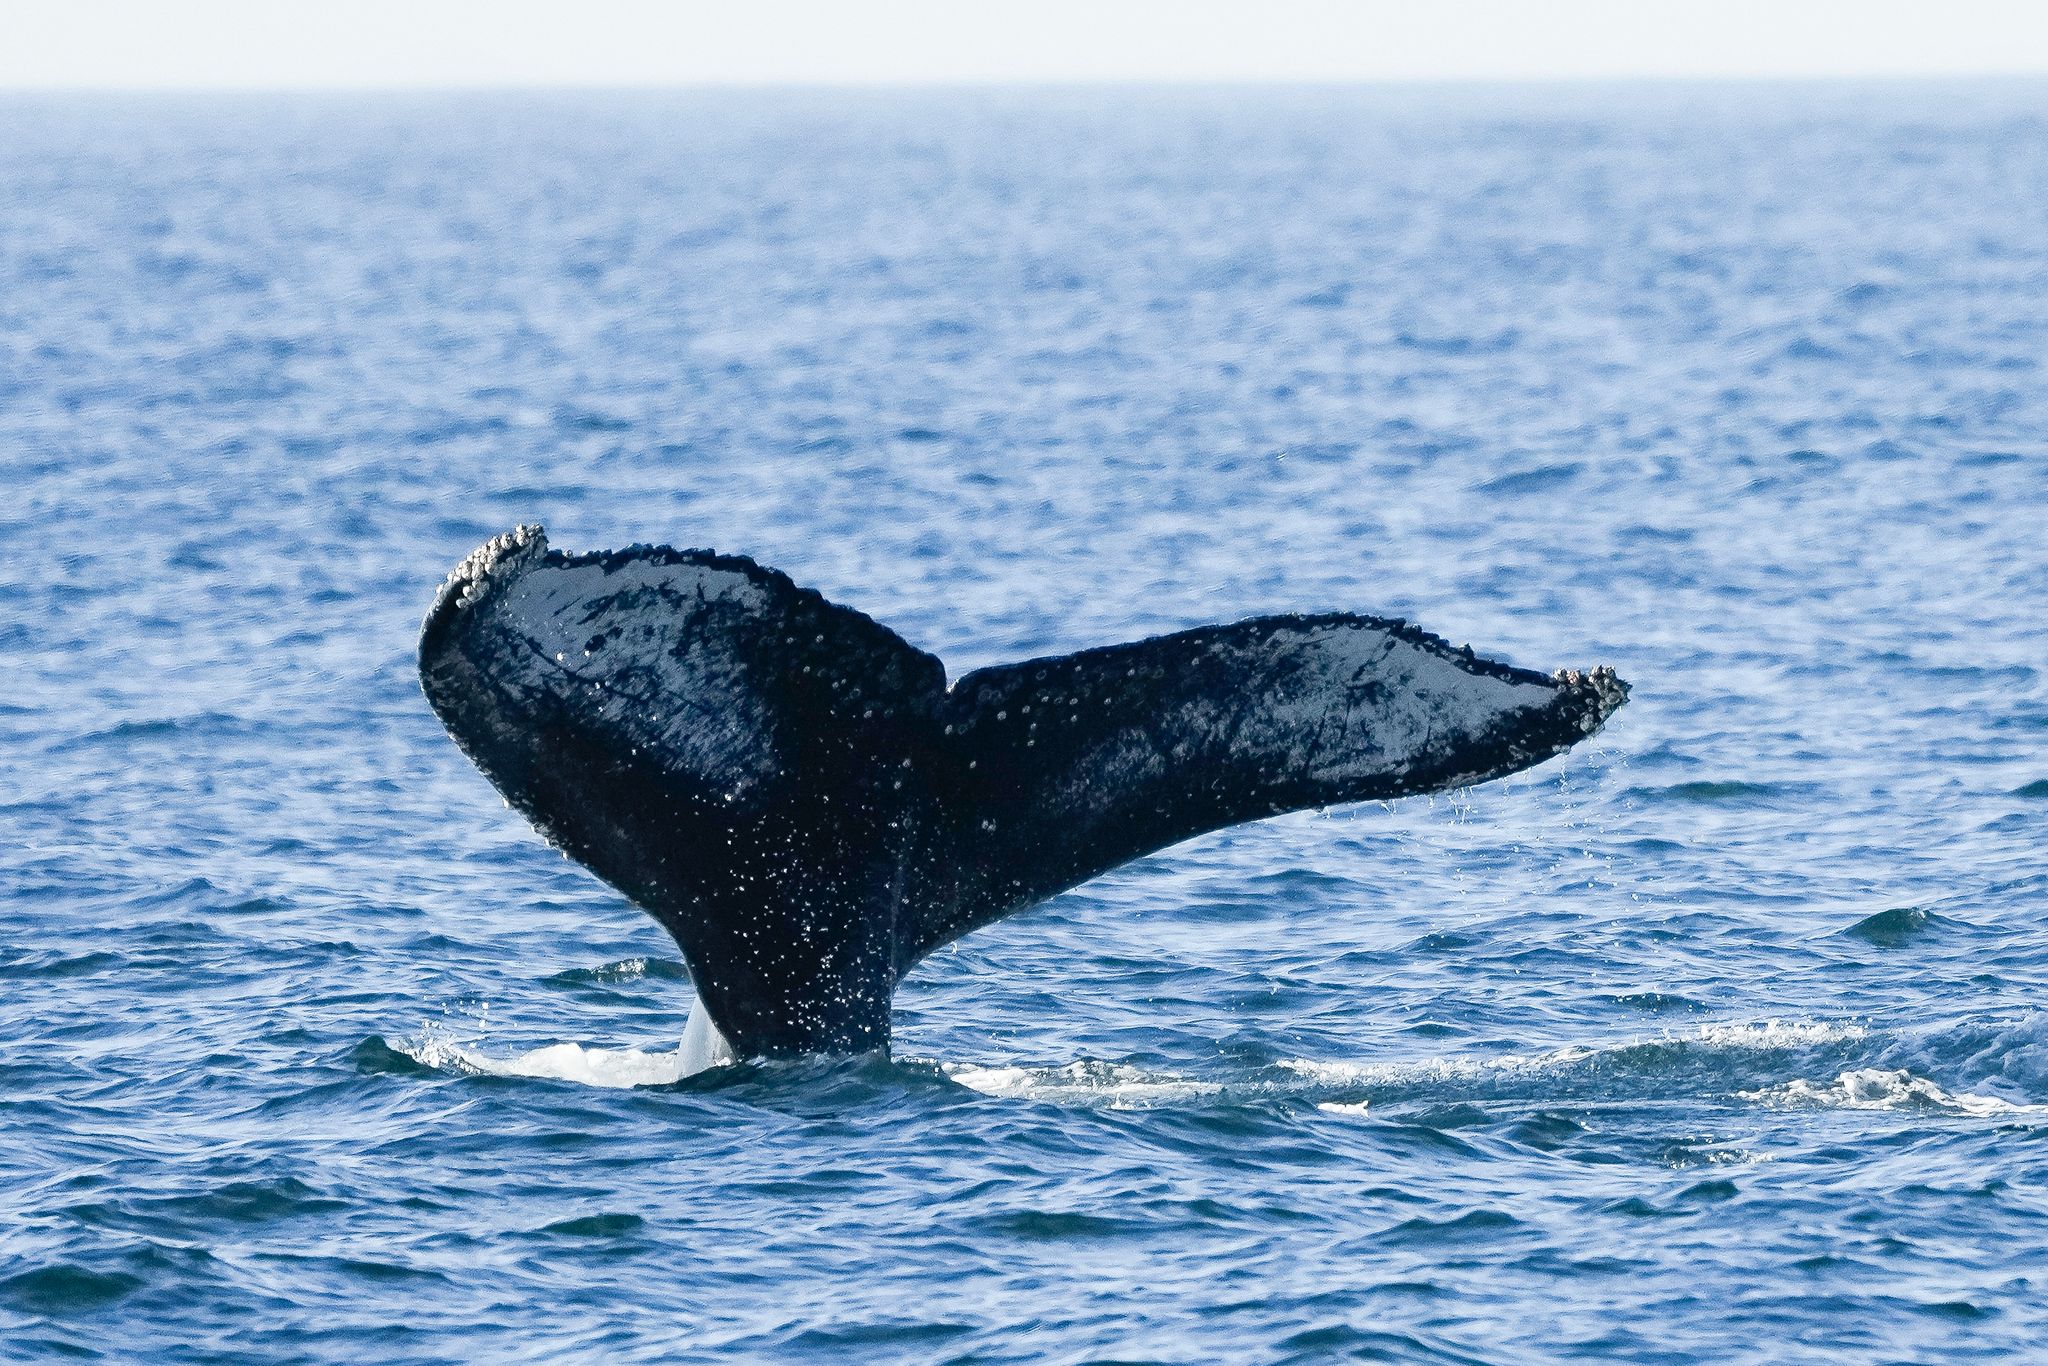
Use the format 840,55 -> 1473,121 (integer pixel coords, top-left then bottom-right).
1692,1019 -> 1868,1048
398,1025 -> 688,1089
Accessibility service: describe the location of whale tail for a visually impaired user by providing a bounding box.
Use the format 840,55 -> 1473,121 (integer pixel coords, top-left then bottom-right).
420,527 -> 1626,1059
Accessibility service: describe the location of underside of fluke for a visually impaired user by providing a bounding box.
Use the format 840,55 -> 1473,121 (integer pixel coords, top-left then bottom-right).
419,526 -> 1628,1061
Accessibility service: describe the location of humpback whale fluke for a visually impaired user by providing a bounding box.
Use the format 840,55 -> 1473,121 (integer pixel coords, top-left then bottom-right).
420,526 -> 1627,1062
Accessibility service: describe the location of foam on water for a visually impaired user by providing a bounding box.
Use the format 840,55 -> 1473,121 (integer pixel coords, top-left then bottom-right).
1279,1019 -> 1869,1091
943,1059 -> 1228,1108
1742,1069 -> 2048,1117
400,1027 -> 690,1088
929,1018 -> 2014,1118
1694,1020 -> 1869,1049
388,1014 -> 2048,1136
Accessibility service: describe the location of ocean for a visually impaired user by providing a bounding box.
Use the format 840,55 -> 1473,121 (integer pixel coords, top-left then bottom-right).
4,82 -> 2046,1362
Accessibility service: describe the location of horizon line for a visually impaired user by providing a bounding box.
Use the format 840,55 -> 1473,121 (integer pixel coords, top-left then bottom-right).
6,70 -> 2048,98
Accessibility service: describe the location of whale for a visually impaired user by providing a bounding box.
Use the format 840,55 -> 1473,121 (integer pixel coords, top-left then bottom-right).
419,526 -> 1628,1065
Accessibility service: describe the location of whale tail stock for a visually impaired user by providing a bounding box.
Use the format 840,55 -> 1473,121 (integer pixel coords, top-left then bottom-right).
419,527 -> 1627,1059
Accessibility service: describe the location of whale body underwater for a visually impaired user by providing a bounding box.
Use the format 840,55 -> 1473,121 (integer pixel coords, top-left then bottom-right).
419,526 -> 1629,1070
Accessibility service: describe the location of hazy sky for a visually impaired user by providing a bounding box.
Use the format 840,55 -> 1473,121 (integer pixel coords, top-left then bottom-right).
5,0 -> 2047,90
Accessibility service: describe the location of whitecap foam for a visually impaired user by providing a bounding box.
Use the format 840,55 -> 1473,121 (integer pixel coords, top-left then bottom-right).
1694,1019 -> 1867,1048
939,1017 -> 1877,1115
1274,1017 -> 1879,1112
1875,1010 -> 2048,1098
1741,1068 -> 2047,1117
944,1059 -> 1224,1108
1283,1019 -> 1865,1090
1288,1019 -> 1866,1084
1280,1044 -> 1599,1089
400,1028 -> 688,1089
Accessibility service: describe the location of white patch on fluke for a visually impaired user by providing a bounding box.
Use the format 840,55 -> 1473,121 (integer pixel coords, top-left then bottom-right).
678,1004 -> 737,1074
1261,621 -> 1557,786
480,553 -> 786,790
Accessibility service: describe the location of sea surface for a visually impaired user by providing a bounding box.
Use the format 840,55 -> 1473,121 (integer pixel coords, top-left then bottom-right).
4,83 -> 2047,1363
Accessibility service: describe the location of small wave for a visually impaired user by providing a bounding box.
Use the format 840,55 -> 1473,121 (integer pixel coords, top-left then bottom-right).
0,1265 -> 143,1313
1741,1068 -> 2047,1117
350,1036 -> 437,1077
547,957 -> 653,985
947,1020 -> 1872,1111
0,949 -> 127,981
1472,462 -> 1582,497
1376,1208 -> 1520,1247
1837,905 -> 1960,946
46,711 -> 254,752
537,1213 -> 647,1239
1396,327 -> 1519,356
1287,1019 -> 1866,1092
974,1209 -> 1145,1241
1623,779 -> 1799,805
543,957 -> 690,987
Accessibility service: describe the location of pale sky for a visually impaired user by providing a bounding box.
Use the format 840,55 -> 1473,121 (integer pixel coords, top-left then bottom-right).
4,0 -> 2047,90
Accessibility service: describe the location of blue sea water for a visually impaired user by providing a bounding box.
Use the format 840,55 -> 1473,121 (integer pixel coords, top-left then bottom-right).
4,81 -> 2048,1362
